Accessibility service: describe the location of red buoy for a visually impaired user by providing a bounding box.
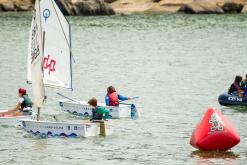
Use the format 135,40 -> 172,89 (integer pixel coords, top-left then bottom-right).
190,108 -> 240,151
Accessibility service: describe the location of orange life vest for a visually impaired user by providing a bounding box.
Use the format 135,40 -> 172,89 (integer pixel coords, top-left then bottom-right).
108,92 -> 119,106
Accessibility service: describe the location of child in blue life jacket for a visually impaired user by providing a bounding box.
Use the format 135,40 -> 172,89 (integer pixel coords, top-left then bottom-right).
105,86 -> 130,106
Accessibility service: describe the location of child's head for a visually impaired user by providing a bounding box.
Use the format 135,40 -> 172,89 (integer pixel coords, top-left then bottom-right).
88,97 -> 97,107
18,88 -> 26,97
107,86 -> 116,94
235,75 -> 242,84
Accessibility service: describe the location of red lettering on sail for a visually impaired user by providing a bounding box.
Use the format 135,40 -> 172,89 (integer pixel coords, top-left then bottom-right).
43,54 -> 56,75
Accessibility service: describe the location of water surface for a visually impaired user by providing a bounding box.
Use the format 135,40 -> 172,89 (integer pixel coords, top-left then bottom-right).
0,12 -> 247,164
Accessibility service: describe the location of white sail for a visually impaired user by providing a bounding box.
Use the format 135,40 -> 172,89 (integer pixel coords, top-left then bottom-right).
29,0 -> 45,107
40,0 -> 72,89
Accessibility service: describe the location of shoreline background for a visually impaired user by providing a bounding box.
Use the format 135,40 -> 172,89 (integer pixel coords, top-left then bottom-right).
0,0 -> 247,15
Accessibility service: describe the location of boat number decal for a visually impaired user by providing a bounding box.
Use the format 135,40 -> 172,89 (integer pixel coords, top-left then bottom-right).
31,23 -> 40,63
43,54 -> 56,75
228,97 -> 243,102
208,113 -> 224,134
44,125 -> 63,129
73,126 -> 84,130
43,9 -> 50,22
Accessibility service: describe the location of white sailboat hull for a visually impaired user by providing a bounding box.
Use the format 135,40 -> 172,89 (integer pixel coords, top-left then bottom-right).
59,99 -> 140,119
0,110 -> 37,127
21,119 -> 113,137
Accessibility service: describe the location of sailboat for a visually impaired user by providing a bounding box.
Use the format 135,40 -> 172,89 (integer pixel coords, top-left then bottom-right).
22,0 -> 112,137
59,98 -> 140,119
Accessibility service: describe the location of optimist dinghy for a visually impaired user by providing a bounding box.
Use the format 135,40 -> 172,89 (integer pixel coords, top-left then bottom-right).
59,99 -> 140,119
22,0 -> 112,137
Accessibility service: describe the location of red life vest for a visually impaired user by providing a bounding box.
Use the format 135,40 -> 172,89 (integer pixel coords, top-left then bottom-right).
108,92 -> 119,106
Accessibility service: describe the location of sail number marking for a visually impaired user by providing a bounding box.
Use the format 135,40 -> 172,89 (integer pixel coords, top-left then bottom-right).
228,97 -> 243,102
43,9 -> 50,22
43,54 -> 56,74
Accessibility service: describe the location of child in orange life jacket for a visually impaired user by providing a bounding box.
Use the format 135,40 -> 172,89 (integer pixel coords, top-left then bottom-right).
105,86 -> 130,106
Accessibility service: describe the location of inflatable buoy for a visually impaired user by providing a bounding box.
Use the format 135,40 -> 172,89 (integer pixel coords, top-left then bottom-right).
190,108 -> 240,151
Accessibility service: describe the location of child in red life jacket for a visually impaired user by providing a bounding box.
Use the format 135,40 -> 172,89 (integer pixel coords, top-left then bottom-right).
105,86 -> 130,106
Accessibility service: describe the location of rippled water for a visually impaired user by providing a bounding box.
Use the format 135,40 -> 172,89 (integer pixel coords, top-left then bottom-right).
0,12 -> 247,164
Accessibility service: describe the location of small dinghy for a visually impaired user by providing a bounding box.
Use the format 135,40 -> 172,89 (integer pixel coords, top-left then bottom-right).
190,108 -> 240,151
218,92 -> 247,106
22,0 -> 112,138
59,99 -> 140,119
0,110 -> 36,127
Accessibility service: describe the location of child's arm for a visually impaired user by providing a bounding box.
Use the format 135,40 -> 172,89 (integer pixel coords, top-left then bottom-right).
118,94 -> 130,101
8,103 -> 21,112
105,95 -> 110,106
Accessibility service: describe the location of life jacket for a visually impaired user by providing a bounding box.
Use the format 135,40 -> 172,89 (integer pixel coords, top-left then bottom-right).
108,92 -> 119,106
21,95 -> 33,110
92,107 -> 103,120
228,82 -> 240,94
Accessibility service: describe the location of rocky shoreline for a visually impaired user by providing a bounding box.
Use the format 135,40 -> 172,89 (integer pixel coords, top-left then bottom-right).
0,0 -> 246,15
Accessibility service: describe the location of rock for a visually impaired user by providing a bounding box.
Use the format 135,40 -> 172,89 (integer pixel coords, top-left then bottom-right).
0,0 -> 33,12
146,3 -> 182,13
104,0 -> 117,4
180,0 -> 224,14
2,2 -> 15,11
15,5 -> 30,11
152,0 -> 162,3
222,2 -> 244,13
160,0 -> 193,6
242,5 -> 247,13
55,0 -> 115,16
55,0 -> 73,15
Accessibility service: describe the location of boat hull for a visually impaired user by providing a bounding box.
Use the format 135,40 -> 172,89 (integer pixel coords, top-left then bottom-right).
218,93 -> 247,106
21,119 -> 113,138
59,99 -> 140,119
0,110 -> 36,127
